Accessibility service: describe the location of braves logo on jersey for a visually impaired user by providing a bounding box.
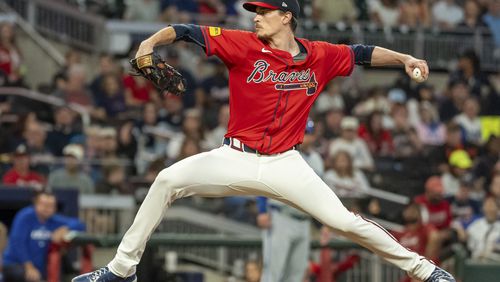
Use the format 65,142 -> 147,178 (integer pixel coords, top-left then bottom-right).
247,60 -> 318,96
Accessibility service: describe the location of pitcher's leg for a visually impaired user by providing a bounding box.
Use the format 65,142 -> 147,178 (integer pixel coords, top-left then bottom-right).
262,152 -> 435,281
109,148 -> 261,277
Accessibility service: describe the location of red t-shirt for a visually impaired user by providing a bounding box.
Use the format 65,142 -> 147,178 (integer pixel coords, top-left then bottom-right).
358,124 -> 394,155
201,27 -> 354,154
123,75 -> 154,102
2,169 -> 45,189
394,224 -> 436,256
414,195 -> 452,230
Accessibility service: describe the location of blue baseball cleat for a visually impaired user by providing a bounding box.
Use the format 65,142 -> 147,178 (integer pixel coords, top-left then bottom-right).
425,266 -> 456,282
72,267 -> 137,282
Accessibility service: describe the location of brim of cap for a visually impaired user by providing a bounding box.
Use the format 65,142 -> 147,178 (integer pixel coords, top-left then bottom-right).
243,2 -> 280,12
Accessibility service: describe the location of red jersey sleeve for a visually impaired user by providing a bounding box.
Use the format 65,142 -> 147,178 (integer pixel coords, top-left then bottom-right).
318,43 -> 354,79
200,26 -> 251,67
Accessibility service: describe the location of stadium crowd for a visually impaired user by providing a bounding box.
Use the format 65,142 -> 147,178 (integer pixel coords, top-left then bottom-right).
0,0 -> 500,281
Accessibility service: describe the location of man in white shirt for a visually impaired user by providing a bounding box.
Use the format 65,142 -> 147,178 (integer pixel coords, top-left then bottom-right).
432,0 -> 464,29
329,117 -> 374,171
467,197 -> 500,262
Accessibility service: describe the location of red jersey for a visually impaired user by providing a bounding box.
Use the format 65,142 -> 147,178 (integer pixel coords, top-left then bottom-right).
414,195 -> 452,230
393,224 -> 436,256
2,168 -> 45,189
201,27 -> 354,154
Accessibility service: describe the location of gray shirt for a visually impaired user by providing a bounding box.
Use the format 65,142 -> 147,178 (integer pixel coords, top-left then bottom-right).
48,169 -> 95,194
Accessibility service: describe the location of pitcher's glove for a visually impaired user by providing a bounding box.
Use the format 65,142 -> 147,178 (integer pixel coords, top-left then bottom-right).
130,52 -> 186,96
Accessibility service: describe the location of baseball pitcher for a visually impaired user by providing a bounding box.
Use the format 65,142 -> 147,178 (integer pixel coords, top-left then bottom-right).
73,1 -> 455,281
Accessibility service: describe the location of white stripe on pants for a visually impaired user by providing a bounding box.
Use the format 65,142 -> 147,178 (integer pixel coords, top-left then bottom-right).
108,146 -> 434,280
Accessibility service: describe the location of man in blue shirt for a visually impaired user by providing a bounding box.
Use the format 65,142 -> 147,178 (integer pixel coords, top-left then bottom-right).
2,191 -> 85,282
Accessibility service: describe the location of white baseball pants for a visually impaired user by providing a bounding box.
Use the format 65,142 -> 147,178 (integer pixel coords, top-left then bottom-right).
108,144 -> 435,280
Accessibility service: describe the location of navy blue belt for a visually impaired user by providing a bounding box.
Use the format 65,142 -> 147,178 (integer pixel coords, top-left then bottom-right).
223,137 -> 297,155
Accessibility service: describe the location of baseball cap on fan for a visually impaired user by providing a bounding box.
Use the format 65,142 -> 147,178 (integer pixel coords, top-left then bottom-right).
243,0 -> 300,19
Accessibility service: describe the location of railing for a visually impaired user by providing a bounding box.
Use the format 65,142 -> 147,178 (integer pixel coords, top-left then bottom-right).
71,233 -> 411,282
303,24 -> 499,72
0,6 -> 65,66
0,87 -> 91,126
4,0 -> 105,52
79,194 -> 135,235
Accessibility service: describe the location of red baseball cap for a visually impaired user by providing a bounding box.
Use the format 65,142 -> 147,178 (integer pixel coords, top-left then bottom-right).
243,0 -> 300,19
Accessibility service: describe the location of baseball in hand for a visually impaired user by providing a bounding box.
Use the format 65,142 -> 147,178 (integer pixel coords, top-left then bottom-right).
412,67 -> 425,83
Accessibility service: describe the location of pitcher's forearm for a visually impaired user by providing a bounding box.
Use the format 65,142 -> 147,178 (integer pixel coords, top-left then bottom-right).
136,26 -> 177,57
371,46 -> 412,66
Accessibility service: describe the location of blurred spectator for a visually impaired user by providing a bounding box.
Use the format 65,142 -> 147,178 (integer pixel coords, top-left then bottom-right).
439,79 -> 469,122
97,74 -> 128,119
415,101 -> 446,146
322,108 -> 344,140
393,203 -> 439,261
168,108 -> 205,160
415,176 -> 452,231
52,50 -> 81,92
47,144 -> 94,194
353,87 -> 390,117
89,53 -> 118,106
391,104 -> 423,158
0,22 -> 24,86
159,94 -> 184,130
358,111 -> 394,156
442,149 -> 473,197
100,127 -> 119,159
454,96 -> 482,145
489,174 -> 500,209
473,136 -> 500,187
235,0 -> 256,30
244,260 -> 261,282
160,0 -> 199,23
204,103 -> 229,150
46,106 -> 81,156
124,0 -> 160,22
329,117 -> 374,171
199,58 -> 229,127
315,81 -> 345,114
299,119 -> 325,177
448,49 -> 499,115
400,0 -> 431,28
429,122 -> 477,173
324,150 -> 370,197
96,163 -> 127,194
2,191 -> 85,282
135,102 -> 171,174
368,0 -> 401,27
176,137 -> 202,161
407,83 -> 436,127
432,0 -> 464,29
21,121 -> 53,175
483,0 -> 500,48
414,176 -> 453,261
123,69 -> 159,107
312,0 -> 358,24
466,197 -> 500,262
8,112 -> 38,150
116,120 -> 138,162
447,181 -> 482,233
2,145 -> 45,190
459,0 -> 486,29
365,197 -> 388,220
198,0 -> 227,25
